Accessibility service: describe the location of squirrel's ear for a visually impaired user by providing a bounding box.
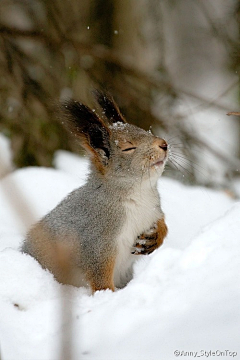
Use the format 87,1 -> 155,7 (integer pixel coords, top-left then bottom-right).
93,90 -> 126,124
61,100 -> 111,163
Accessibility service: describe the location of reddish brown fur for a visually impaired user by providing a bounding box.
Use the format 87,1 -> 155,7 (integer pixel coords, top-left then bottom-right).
134,217 -> 168,255
82,140 -> 107,175
156,217 -> 168,248
86,257 -> 115,292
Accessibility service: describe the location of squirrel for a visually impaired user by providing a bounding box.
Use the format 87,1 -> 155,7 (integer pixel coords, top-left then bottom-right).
21,90 -> 168,292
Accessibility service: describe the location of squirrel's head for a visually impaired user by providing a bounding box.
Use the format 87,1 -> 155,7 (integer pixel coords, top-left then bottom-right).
61,91 -> 168,185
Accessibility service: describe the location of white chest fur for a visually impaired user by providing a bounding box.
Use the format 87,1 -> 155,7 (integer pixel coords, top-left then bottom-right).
113,183 -> 162,288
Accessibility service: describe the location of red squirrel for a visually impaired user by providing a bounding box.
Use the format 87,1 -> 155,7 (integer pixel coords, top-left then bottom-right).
22,91 -> 168,292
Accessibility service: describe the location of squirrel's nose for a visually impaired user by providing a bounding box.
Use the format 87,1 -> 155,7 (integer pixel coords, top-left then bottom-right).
153,138 -> 168,151
159,139 -> 168,151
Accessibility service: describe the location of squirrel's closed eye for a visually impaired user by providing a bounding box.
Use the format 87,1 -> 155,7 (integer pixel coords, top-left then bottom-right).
122,147 -> 137,152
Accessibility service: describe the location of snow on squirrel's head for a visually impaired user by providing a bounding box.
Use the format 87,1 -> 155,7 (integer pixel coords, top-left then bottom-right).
61,90 -> 168,184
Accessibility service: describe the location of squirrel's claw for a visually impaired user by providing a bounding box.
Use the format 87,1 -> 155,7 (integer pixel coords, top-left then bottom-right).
132,234 -> 158,255
131,244 -> 156,255
132,222 -> 165,255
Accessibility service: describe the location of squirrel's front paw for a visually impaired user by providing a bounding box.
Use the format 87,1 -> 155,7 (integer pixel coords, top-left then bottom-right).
132,224 -> 159,255
131,218 -> 168,255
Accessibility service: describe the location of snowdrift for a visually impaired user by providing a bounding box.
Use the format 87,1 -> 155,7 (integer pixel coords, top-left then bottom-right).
0,149 -> 239,360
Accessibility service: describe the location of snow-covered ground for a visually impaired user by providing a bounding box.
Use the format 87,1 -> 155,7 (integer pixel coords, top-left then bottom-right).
0,141 -> 240,360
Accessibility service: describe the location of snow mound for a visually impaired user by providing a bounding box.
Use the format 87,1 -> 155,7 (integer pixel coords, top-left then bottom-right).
159,177 -> 233,249
54,149 -> 89,182
0,167 -> 80,240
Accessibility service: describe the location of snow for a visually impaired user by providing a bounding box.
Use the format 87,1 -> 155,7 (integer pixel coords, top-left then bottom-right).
0,149 -> 240,360
110,122 -> 128,130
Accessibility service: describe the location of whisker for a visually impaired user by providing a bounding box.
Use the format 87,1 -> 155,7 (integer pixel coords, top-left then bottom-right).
168,143 -> 182,149
169,153 -> 207,176
170,154 -> 208,182
169,143 -> 214,160
170,157 -> 205,178
169,158 -> 195,179
165,135 -> 181,143
170,153 -> 200,165
168,143 -> 185,148
168,159 -> 188,178
167,140 -> 210,181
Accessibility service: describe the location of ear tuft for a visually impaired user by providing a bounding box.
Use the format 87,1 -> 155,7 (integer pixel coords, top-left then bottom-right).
61,100 -> 111,160
93,90 -> 126,124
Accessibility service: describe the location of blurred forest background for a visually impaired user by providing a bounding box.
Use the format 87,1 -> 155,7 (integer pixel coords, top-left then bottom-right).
0,0 -> 239,187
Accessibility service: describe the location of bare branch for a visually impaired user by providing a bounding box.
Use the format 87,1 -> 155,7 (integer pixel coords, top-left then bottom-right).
227,112 -> 240,116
